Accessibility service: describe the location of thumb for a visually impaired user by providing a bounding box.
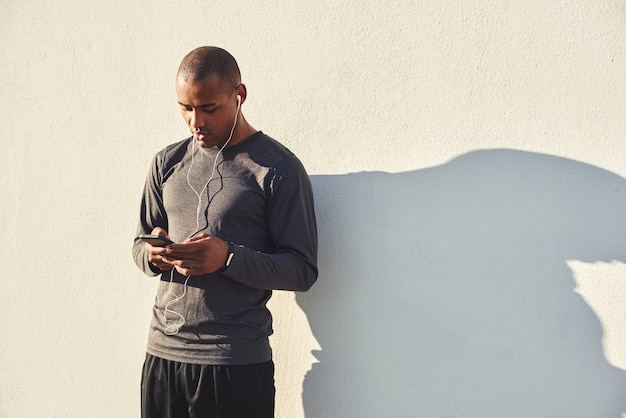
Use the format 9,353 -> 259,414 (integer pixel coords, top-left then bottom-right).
186,232 -> 209,242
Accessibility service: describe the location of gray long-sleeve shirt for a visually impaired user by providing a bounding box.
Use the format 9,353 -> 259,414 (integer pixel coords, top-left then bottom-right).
132,131 -> 318,365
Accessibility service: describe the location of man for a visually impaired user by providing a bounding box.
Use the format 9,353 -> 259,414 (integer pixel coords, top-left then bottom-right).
132,46 -> 318,418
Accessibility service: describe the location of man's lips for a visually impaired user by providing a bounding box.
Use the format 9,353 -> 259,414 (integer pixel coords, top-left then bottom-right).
193,131 -> 210,140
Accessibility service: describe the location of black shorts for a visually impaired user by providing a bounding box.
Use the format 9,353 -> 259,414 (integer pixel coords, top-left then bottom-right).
141,354 -> 275,418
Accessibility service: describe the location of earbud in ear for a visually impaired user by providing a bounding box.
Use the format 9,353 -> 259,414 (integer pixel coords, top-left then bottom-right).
237,95 -> 241,103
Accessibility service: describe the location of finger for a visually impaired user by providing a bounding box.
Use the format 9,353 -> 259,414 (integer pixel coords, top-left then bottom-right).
175,265 -> 193,276
155,263 -> 174,271
152,227 -> 169,237
164,243 -> 202,258
150,257 -> 174,271
148,246 -> 170,256
162,256 -> 197,269
186,233 -> 209,243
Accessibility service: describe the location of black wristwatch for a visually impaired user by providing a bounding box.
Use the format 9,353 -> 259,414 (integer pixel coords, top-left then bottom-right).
219,242 -> 235,272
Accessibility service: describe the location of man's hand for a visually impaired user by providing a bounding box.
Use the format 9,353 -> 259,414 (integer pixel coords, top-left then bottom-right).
145,227 -> 174,271
161,233 -> 230,276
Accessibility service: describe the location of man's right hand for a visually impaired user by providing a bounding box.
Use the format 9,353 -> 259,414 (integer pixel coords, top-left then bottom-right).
146,227 -> 174,271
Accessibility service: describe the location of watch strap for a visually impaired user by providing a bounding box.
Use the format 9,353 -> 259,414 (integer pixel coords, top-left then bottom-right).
219,242 -> 235,272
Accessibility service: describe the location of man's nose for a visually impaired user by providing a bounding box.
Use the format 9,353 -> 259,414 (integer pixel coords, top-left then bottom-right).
190,110 -> 204,130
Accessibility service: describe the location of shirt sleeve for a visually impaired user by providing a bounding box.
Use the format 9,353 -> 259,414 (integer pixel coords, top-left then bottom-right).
132,151 -> 169,277
223,155 -> 318,291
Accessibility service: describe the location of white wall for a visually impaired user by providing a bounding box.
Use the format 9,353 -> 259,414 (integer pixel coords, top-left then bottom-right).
2,1 -> 625,417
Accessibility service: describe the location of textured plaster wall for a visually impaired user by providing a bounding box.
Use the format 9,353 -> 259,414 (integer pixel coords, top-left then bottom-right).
1,1 -> 626,417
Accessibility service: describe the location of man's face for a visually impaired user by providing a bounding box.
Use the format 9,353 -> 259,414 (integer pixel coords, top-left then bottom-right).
176,74 -> 238,148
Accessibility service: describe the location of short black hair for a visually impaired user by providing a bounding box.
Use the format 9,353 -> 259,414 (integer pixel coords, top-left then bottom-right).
177,46 -> 241,91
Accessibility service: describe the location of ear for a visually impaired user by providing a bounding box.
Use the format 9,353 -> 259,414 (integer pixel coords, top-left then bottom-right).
235,84 -> 248,105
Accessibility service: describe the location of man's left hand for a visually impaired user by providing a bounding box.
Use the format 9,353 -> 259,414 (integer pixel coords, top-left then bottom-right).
161,233 -> 229,276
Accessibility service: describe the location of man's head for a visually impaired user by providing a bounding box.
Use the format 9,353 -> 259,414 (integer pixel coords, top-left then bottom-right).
175,47 -> 249,148
177,46 -> 241,92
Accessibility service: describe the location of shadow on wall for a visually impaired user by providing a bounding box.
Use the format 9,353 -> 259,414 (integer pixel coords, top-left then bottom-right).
298,149 -> 626,418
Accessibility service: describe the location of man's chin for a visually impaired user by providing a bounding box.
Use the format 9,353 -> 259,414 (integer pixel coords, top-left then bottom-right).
194,134 -> 214,148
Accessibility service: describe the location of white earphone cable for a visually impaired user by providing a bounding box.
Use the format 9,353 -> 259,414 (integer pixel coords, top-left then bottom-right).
163,96 -> 241,336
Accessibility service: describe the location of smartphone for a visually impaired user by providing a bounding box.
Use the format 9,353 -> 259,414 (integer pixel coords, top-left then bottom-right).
136,234 -> 174,247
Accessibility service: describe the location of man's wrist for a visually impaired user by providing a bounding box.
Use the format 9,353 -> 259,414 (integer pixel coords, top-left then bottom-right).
219,242 -> 235,272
